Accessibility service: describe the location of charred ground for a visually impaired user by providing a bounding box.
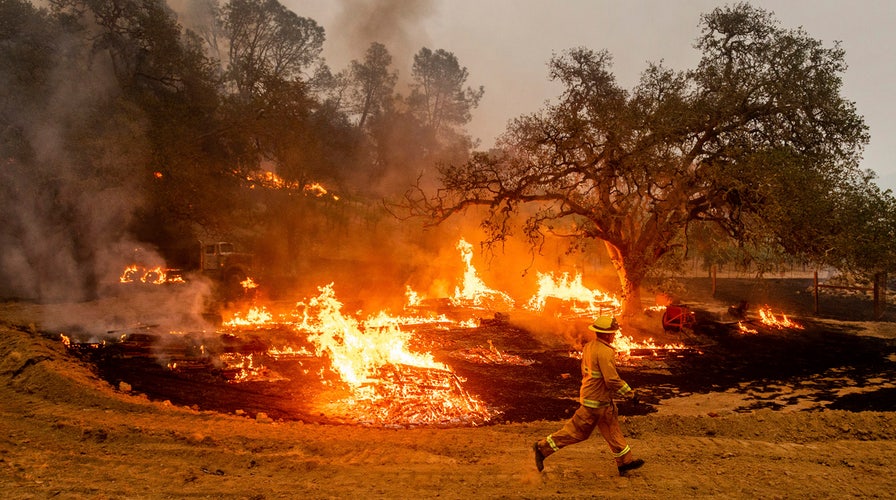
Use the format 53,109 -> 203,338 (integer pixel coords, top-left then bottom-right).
58,277 -> 896,426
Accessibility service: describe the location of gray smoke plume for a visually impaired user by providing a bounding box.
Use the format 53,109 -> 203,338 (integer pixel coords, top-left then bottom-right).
0,3 -> 213,336
327,0 -> 435,79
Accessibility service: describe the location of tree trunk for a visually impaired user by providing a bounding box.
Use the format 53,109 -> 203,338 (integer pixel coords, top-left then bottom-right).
603,240 -> 644,321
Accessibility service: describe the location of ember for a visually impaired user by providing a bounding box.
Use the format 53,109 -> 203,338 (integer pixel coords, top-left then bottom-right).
451,340 -> 535,366
220,353 -> 287,383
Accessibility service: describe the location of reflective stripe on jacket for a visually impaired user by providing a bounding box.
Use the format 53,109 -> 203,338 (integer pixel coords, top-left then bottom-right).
580,337 -> 632,408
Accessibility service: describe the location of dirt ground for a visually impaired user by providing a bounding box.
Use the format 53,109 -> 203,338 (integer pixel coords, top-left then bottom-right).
2,278 -> 896,499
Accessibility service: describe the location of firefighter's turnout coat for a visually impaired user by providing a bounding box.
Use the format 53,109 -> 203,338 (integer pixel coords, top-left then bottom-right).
580,336 -> 632,408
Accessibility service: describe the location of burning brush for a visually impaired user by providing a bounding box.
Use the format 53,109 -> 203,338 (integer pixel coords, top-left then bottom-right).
737,305 -> 804,334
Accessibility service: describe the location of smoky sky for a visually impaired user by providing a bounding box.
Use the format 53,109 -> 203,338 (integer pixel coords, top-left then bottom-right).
291,0 -> 896,191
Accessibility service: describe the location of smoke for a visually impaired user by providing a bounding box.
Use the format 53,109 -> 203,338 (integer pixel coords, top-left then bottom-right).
0,20 -> 123,302
0,4 -> 214,334
327,0 -> 436,81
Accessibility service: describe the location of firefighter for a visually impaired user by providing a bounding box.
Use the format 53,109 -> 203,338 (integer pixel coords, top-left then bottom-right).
532,315 -> 645,475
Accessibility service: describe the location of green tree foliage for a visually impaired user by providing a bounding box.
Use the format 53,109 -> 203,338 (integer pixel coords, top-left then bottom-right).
409,3 -> 870,318
348,42 -> 397,132
408,47 -> 483,139
824,176 -> 896,276
220,0 -> 324,99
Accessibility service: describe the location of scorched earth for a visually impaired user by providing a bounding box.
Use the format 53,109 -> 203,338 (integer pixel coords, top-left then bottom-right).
2,276 -> 896,499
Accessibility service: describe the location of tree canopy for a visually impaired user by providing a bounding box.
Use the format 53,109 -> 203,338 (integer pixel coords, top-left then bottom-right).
408,3 -> 874,318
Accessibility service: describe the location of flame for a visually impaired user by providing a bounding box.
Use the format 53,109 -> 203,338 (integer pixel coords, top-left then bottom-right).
526,271 -> 621,318
119,265 -> 140,283
241,169 -> 339,200
220,353 -> 287,383
119,265 -> 183,285
612,333 -> 686,357
224,306 -> 274,327
241,277 -> 258,289
297,284 -> 446,385
140,266 -> 167,284
267,345 -> 314,358
303,182 -> 328,197
757,306 -> 803,329
243,169 -> 297,190
450,239 -> 514,309
738,321 -> 759,334
405,285 -> 422,307
294,284 -> 491,424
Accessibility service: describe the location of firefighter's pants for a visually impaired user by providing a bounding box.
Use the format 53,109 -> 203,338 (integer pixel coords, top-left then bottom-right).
536,403 -> 632,464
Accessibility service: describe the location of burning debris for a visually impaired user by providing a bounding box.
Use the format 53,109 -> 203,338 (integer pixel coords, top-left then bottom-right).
757,305 -> 804,329
451,340 -> 536,366
526,272 -> 621,319
293,284 -> 493,425
219,353 -> 288,383
119,265 -> 185,285
62,236 -> 702,427
737,305 -> 804,334
241,169 -> 340,201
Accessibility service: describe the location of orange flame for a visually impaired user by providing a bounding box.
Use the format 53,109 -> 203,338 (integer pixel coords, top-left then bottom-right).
292,284 -> 491,424
119,265 -> 181,285
738,322 -> 758,334
303,182 -> 328,197
405,285 -> 422,307
612,333 -> 686,357
119,265 -> 140,283
757,305 -> 803,329
224,306 -> 273,327
297,284 -> 446,386
140,266 -> 167,284
450,239 -> 514,309
526,271 -> 621,318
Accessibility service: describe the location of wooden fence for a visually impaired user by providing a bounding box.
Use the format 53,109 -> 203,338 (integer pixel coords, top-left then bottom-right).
813,270 -> 888,320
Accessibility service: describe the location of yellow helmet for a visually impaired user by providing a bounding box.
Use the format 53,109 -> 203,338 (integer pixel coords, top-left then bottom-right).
588,316 -> 619,334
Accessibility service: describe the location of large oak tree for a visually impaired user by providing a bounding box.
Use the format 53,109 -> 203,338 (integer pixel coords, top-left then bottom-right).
409,3 -> 869,318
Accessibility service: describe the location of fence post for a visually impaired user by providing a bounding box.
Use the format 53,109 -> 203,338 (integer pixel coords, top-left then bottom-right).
813,270 -> 820,315
873,272 -> 887,321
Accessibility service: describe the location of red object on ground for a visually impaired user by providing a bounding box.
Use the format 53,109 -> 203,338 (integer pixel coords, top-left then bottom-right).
662,305 -> 694,331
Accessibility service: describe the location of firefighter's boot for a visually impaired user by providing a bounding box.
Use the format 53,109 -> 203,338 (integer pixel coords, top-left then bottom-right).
532,442 -> 547,472
616,455 -> 645,476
